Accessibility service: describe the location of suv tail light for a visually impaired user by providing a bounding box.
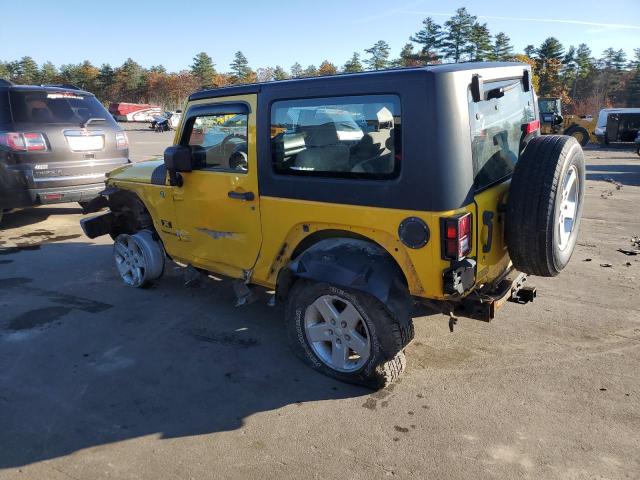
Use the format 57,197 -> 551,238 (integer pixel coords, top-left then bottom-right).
115,131 -> 129,150
442,213 -> 472,260
0,132 -> 48,151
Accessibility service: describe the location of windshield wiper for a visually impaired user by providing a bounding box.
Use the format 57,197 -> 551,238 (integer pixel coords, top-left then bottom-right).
81,117 -> 106,128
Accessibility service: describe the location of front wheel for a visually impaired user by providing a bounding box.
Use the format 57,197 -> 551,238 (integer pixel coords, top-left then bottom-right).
286,280 -> 412,389
113,231 -> 165,287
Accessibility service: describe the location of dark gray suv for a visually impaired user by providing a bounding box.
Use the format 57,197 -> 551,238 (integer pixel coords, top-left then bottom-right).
0,80 -> 129,224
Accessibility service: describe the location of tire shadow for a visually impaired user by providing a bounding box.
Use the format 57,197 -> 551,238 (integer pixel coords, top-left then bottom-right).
0,241 -> 369,469
586,163 -> 640,187
0,206 -> 83,230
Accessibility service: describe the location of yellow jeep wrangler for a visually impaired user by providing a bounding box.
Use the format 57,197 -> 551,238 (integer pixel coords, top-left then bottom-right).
81,62 -> 585,388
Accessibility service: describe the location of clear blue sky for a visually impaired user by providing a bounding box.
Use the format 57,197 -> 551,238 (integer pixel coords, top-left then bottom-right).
1,0 -> 638,71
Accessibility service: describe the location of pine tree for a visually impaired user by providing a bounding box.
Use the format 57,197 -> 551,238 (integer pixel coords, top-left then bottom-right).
537,37 -> 565,62
149,65 -> 166,74
0,62 -> 10,81
364,40 -> 391,70
39,61 -> 58,84
290,62 -> 303,78
303,65 -> 318,77
17,56 -> 39,84
575,43 -> 594,78
97,63 -> 115,100
410,17 -> 443,63
318,60 -> 338,76
490,33 -> 513,61
628,48 -> 640,70
626,53 -> 640,106
190,52 -> 216,87
441,7 -> 477,62
343,53 -> 364,73
469,22 -> 492,61
273,65 -> 289,80
230,51 -> 252,81
524,45 -> 536,57
396,43 -> 419,67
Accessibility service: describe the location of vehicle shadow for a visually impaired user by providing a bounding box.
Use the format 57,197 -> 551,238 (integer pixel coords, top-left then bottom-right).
586,164 -> 640,187
0,241 -> 371,469
1,206 -> 83,230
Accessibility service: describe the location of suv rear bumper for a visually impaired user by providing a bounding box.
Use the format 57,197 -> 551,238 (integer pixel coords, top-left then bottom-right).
3,183 -> 105,207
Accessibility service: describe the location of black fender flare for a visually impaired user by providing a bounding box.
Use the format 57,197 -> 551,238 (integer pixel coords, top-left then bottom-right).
278,238 -> 411,321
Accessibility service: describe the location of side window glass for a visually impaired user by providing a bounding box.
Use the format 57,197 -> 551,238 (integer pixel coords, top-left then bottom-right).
270,94 -> 401,179
185,113 -> 248,172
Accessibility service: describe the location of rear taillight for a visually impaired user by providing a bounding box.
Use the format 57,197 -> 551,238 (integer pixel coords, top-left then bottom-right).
442,213 -> 473,260
522,120 -> 540,135
115,131 -> 129,150
0,132 -> 48,151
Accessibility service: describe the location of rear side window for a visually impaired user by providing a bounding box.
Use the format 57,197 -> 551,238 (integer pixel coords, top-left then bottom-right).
271,94 -> 401,179
0,90 -> 11,125
9,90 -> 109,124
469,79 -> 535,191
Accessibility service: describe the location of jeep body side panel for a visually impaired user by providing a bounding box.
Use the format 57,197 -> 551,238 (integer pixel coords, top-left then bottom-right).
250,197 -> 475,299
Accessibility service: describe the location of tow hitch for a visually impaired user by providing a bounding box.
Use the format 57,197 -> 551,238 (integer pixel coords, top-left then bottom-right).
452,270 -> 536,321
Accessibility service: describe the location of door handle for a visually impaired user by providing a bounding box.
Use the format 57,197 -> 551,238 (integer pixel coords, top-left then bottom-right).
228,190 -> 255,201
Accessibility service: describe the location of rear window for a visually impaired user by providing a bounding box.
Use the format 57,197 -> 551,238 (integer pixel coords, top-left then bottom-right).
469,79 -> 535,191
9,90 -> 109,124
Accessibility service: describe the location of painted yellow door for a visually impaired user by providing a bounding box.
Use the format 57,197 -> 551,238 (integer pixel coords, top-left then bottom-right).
168,94 -> 262,279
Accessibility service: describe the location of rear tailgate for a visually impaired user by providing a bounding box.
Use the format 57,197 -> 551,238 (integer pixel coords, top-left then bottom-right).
9,89 -> 129,188
468,75 -> 537,285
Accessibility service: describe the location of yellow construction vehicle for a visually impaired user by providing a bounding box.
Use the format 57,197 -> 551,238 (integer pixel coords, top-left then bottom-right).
538,97 -> 596,146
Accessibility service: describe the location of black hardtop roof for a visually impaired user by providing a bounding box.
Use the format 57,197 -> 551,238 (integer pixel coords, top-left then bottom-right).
189,61 -> 527,101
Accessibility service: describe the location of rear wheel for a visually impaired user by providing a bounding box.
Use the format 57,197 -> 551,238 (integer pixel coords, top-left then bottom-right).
506,135 -> 585,277
113,230 -> 165,287
286,280 -> 412,389
564,125 -> 590,146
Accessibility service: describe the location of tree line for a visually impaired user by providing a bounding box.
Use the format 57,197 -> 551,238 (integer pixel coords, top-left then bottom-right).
1,7 -> 638,113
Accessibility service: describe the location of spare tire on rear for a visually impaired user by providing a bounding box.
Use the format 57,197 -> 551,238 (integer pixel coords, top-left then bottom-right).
505,135 -> 585,277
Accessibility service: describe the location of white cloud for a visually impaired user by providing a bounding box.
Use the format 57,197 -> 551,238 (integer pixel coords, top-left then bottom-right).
401,11 -> 640,30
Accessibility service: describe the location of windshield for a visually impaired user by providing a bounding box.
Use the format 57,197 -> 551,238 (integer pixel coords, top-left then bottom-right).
9,90 -> 109,124
538,99 -> 559,114
469,78 -> 536,191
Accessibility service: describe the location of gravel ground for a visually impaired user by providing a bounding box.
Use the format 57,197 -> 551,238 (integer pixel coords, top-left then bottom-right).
0,145 -> 638,479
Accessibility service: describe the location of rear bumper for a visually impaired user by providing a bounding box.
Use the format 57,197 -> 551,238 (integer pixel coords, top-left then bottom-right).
453,269 -> 536,321
3,183 -> 105,207
421,268 -> 536,322
31,183 -> 105,205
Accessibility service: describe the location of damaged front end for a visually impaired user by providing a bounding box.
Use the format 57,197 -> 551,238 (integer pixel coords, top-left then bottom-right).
80,187 -> 154,239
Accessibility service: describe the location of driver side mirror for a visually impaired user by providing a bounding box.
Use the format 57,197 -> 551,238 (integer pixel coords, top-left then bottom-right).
164,145 -> 193,172
164,145 -> 193,187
